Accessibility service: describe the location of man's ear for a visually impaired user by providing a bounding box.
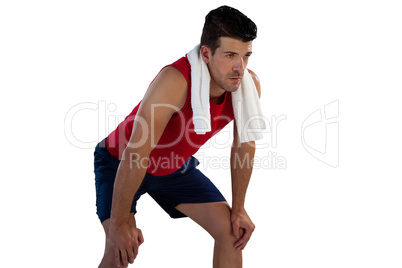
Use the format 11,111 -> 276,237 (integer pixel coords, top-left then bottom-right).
200,45 -> 211,64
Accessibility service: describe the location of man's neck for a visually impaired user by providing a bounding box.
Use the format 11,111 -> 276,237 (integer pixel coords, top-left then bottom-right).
209,80 -> 226,104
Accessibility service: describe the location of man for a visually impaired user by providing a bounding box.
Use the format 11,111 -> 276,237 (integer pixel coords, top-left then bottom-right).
93,5 -> 261,268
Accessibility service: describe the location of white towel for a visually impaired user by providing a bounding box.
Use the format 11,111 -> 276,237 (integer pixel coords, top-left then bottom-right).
187,44 -> 266,143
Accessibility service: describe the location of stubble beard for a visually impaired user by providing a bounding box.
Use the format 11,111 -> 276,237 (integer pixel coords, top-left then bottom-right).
214,73 -> 243,93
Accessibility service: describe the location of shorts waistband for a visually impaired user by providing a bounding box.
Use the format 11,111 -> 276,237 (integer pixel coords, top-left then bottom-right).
98,138 -> 107,149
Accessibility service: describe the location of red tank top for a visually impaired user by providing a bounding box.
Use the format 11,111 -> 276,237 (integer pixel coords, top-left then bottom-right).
106,56 -> 234,176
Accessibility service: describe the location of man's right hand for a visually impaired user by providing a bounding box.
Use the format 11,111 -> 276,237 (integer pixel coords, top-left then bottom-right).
106,66 -> 186,267
108,221 -> 144,268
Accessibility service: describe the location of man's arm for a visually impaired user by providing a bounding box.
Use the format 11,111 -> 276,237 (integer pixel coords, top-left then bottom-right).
230,69 -> 261,250
109,66 -> 188,267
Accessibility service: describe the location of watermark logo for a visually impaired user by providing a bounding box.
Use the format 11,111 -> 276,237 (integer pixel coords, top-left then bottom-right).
301,100 -> 339,167
64,101 -> 124,149
64,100 -> 288,171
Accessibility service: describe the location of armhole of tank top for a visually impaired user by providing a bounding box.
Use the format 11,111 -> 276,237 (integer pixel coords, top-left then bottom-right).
178,83 -> 191,114
151,64 -> 190,117
166,65 -> 191,116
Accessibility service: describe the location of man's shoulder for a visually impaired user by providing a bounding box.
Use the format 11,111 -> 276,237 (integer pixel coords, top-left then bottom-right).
167,56 -> 191,82
141,64 -> 188,112
170,56 -> 191,68
247,69 -> 261,98
158,65 -> 188,94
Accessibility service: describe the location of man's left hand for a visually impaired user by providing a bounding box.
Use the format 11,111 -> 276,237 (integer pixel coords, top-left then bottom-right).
231,208 -> 255,250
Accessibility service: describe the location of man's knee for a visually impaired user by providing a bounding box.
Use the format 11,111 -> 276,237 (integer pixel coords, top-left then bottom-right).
212,218 -> 244,248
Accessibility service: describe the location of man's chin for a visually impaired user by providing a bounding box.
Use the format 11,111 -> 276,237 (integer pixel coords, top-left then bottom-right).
224,84 -> 241,92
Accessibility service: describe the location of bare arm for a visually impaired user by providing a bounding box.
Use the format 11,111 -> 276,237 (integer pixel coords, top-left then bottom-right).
110,66 -> 187,224
109,66 -> 188,267
230,69 -> 261,250
231,69 -> 261,210
231,129 -> 256,211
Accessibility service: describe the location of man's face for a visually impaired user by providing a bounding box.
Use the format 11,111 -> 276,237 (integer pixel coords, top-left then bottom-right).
205,37 -> 253,92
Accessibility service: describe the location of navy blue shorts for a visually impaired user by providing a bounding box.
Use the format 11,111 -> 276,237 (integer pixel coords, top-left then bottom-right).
93,138 -> 226,223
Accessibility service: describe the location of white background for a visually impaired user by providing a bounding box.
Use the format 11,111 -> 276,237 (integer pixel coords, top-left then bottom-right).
1,0 -> 401,267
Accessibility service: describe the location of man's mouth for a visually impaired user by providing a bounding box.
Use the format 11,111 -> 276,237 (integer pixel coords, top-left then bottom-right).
230,77 -> 241,83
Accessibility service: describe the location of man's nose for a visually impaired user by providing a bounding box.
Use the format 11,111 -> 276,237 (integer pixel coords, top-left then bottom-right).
233,58 -> 245,72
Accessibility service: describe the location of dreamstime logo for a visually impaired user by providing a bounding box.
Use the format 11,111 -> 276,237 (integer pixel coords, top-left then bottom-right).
301,100 -> 339,167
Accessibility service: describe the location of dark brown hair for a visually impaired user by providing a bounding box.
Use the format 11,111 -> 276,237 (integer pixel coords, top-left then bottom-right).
200,6 -> 257,55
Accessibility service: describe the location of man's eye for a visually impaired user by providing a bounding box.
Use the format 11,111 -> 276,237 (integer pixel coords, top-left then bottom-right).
227,54 -> 235,58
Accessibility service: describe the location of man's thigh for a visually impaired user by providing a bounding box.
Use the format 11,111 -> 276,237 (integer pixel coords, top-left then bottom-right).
175,201 -> 234,240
